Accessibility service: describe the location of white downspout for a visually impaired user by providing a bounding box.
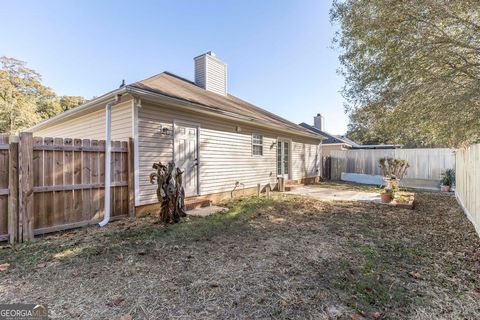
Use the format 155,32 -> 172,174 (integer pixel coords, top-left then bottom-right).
99,100 -> 115,227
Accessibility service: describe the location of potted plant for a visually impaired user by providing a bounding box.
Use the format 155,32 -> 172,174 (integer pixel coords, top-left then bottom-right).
440,169 -> 455,192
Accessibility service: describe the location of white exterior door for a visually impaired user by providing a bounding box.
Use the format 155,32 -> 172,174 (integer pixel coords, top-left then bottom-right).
174,123 -> 198,196
277,139 -> 290,180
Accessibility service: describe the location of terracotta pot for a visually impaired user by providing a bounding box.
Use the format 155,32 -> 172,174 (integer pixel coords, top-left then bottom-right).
440,185 -> 450,192
380,192 -> 392,203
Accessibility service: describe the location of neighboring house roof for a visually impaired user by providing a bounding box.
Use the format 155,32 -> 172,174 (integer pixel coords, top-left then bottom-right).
336,135 -> 400,149
299,123 -> 348,145
31,72 -> 320,139
334,135 -> 359,147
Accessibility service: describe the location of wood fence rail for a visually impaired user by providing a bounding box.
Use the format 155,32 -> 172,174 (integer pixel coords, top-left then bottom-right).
0,132 -> 134,243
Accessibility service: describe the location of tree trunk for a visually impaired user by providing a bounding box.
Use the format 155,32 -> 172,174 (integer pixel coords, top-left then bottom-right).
150,161 -> 187,223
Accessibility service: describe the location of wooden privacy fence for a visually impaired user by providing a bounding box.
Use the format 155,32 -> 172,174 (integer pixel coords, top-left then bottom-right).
330,148 -> 456,189
456,144 -> 480,236
0,132 -> 134,243
321,156 -> 331,180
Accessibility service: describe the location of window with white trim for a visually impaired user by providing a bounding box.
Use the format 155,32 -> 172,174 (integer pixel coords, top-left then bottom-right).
252,134 -> 263,156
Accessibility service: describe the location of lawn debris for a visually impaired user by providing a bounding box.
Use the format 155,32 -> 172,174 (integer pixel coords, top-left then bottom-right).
0,183 -> 478,319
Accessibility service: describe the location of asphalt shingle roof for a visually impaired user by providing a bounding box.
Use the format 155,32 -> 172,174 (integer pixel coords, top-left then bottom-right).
130,72 -> 316,136
298,123 -> 346,144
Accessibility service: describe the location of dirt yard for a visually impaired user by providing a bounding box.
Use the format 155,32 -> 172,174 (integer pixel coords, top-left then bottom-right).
1,183 -> 479,319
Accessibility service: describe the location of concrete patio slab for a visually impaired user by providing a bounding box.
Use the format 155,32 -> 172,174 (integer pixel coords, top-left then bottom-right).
286,185 -> 381,203
186,205 -> 229,217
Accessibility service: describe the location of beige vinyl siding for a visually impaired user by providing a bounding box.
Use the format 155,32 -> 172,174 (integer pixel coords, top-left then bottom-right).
304,143 -> 320,178
137,102 -> 320,206
194,55 -> 207,89
291,139 -> 321,180
31,101 -> 133,141
205,55 -> 227,95
321,144 -> 349,157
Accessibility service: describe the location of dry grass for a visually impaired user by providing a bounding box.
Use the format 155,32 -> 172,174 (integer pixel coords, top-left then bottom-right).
314,181 -> 381,192
1,187 -> 479,319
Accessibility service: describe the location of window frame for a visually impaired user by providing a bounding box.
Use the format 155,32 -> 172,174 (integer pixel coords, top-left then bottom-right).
251,133 -> 264,157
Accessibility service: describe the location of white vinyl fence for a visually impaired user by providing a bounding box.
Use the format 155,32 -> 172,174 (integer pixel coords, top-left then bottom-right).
330,148 -> 456,189
456,144 -> 480,236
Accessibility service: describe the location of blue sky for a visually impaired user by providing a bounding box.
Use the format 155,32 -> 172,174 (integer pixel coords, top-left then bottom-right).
0,0 -> 348,134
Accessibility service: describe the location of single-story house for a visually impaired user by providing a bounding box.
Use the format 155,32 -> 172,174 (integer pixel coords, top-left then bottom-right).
29,52 -> 325,211
300,114 -> 399,156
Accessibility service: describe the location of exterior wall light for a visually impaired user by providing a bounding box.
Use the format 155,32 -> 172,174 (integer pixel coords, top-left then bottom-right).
161,125 -> 172,136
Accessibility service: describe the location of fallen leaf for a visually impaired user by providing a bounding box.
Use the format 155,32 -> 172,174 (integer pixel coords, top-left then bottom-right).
107,297 -> 125,307
351,313 -> 365,320
0,263 -> 10,271
119,315 -> 132,320
36,262 -> 47,268
409,271 -> 421,279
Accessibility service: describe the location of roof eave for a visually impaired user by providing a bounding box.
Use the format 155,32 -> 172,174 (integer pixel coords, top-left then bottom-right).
126,86 -> 321,140
322,143 -> 352,147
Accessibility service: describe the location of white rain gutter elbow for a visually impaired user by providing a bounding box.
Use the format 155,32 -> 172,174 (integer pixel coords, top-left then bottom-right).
99,95 -> 121,227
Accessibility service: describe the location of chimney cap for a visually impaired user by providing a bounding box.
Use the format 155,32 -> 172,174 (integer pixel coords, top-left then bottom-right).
194,51 -> 217,60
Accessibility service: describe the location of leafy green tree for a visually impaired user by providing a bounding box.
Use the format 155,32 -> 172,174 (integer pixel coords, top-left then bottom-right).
59,95 -> 86,112
0,57 -> 41,134
0,56 -> 85,134
331,0 -> 480,147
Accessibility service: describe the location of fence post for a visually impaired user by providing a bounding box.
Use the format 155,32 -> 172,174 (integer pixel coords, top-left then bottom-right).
19,132 -> 34,242
8,136 -> 19,244
128,138 -> 135,218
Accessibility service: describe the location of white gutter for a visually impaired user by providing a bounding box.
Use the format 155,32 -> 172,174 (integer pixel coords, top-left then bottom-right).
99,95 -> 122,227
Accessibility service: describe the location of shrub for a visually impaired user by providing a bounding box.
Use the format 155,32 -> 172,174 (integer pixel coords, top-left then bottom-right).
440,169 -> 455,186
379,158 -> 410,180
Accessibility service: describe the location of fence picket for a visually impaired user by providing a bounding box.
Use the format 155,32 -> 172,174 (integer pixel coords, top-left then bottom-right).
43,137 -> 54,228
54,138 -> 65,225
0,136 -> 9,240
456,144 -> 480,237
33,137 -> 44,230
64,138 -> 74,223
82,139 -> 92,221
8,138 -> 18,243
91,140 -> 100,219
19,132 -> 34,241
73,138 -> 83,223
